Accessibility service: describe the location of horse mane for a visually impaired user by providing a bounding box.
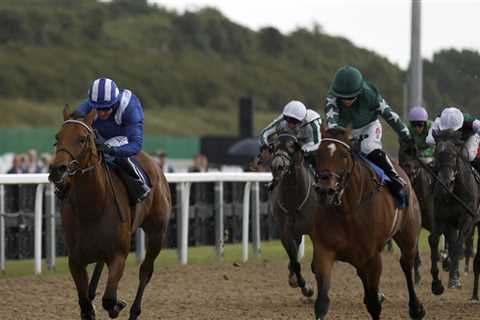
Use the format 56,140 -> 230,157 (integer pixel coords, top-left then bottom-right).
70,110 -> 86,120
434,129 -> 462,142
323,127 -> 352,146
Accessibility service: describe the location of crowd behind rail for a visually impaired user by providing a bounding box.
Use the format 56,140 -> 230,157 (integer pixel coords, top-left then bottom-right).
0,149 -> 277,260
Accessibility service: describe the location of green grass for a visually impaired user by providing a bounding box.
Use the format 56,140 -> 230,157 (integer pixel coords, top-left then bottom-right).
0,98 -> 277,136
0,240 -> 307,278
0,230 -> 440,279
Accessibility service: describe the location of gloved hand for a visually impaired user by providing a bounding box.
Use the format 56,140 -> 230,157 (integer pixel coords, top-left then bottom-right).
97,143 -> 114,155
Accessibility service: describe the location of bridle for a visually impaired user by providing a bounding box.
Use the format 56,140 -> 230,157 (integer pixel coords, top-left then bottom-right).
55,120 -> 101,177
271,133 -> 314,213
316,138 -> 355,206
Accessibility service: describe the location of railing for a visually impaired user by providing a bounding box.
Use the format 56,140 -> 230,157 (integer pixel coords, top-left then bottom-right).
0,172 -> 306,275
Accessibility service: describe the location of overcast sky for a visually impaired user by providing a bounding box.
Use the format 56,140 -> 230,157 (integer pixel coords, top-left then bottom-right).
152,0 -> 480,69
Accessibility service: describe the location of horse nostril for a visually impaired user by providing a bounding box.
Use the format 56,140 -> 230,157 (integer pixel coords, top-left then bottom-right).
327,188 -> 336,196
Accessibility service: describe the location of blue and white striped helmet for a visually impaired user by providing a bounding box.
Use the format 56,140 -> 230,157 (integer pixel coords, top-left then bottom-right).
88,78 -> 120,109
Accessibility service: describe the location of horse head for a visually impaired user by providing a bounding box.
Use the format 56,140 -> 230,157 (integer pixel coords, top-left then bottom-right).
48,106 -> 100,190
271,130 -> 303,183
433,129 -> 464,195
315,126 -> 353,207
399,141 -> 421,182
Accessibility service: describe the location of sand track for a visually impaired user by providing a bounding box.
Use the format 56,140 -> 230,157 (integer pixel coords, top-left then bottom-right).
1,252 -> 479,319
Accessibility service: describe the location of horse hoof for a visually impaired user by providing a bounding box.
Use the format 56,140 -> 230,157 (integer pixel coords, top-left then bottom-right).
409,303 -> 426,319
288,275 -> 299,288
431,280 -> 444,295
301,286 -> 314,298
108,300 -> 127,319
448,279 -> 461,289
470,297 -> 480,303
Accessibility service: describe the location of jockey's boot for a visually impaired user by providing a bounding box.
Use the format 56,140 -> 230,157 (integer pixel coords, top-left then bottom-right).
114,157 -> 151,204
367,149 -> 408,208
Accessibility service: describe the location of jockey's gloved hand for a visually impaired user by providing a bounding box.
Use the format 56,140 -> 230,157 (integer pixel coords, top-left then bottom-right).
97,143 -> 114,155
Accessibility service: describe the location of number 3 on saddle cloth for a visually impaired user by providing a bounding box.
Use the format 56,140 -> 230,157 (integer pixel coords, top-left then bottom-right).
355,153 -> 408,209
103,136 -> 152,205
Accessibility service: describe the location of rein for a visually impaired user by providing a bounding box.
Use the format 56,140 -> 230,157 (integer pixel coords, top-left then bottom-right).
318,138 -> 382,208
416,155 -> 477,218
56,120 -> 102,176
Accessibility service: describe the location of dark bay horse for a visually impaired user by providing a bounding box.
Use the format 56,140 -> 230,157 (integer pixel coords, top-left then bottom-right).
399,142 -> 434,283
268,132 -> 317,298
313,128 -> 424,320
48,107 -> 171,320
429,129 -> 479,296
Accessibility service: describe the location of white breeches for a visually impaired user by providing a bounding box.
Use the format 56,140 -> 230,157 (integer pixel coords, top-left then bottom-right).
352,120 -> 383,154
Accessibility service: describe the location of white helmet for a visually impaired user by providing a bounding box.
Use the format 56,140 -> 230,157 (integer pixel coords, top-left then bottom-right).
282,100 -> 307,122
439,107 -> 464,131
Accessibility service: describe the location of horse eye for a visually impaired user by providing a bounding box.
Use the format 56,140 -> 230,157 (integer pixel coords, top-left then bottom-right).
78,137 -> 87,144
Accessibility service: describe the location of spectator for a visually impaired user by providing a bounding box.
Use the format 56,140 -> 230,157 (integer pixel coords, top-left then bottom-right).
157,149 -> 175,173
26,149 -> 42,173
39,153 -> 52,173
7,154 -> 25,174
188,153 -> 209,173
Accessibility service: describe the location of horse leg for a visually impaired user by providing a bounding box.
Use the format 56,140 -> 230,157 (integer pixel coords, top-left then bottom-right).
88,262 -> 104,302
428,228 -> 444,295
280,235 -> 313,297
102,255 -> 127,319
312,246 -> 335,320
395,237 -> 426,319
414,245 -> 422,286
464,227 -> 474,275
129,228 -> 165,320
69,258 -> 96,320
357,254 -> 383,320
445,226 -> 462,289
471,224 -> 480,301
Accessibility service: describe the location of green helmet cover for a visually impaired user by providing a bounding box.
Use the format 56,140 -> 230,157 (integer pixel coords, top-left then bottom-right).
331,66 -> 364,98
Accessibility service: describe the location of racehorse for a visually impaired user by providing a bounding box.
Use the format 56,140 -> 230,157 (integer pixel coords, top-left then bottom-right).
312,127 -> 425,320
400,142 -> 475,277
267,131 -> 317,298
428,129 -> 479,295
399,142 -> 433,283
48,107 -> 171,320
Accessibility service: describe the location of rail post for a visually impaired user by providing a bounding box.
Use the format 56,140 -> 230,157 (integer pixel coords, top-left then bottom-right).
214,181 -> 224,261
242,182 -> 252,262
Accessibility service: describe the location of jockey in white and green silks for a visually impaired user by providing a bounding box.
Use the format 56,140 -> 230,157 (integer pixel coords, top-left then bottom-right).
260,100 -> 321,160
427,107 -> 480,166
325,65 -> 413,206
259,100 -> 321,189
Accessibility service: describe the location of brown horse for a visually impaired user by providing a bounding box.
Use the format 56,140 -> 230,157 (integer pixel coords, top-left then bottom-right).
48,107 -> 171,320
312,128 -> 425,320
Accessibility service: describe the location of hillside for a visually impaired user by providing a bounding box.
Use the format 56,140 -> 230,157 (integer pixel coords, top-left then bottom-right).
0,0 -> 478,135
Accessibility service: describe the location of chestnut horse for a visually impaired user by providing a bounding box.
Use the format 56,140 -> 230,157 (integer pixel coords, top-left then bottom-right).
48,107 -> 171,320
312,128 -> 424,320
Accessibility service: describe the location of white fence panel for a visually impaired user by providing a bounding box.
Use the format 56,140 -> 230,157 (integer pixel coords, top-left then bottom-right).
0,172 -> 273,273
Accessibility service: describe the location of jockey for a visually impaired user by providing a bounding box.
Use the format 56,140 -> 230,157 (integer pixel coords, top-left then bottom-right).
407,106 -> 435,163
426,107 -> 480,167
259,100 -> 321,190
75,78 -> 150,203
325,65 -> 413,203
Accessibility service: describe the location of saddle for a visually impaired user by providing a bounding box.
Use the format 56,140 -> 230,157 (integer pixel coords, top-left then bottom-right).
355,154 -> 407,209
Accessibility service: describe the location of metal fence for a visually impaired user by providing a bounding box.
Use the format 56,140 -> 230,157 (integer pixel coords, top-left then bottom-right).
0,172 -> 304,274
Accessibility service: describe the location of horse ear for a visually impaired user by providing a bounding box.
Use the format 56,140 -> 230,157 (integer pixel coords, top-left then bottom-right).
63,104 -> 71,121
85,108 -> 96,126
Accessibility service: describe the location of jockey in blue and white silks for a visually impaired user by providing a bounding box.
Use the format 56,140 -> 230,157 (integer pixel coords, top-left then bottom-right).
76,78 -> 150,203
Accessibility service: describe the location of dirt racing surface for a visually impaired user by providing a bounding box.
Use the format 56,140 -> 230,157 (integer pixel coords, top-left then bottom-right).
1,252 -> 479,320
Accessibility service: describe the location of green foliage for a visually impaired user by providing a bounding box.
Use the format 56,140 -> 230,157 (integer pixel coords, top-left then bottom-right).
0,0 -> 477,132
